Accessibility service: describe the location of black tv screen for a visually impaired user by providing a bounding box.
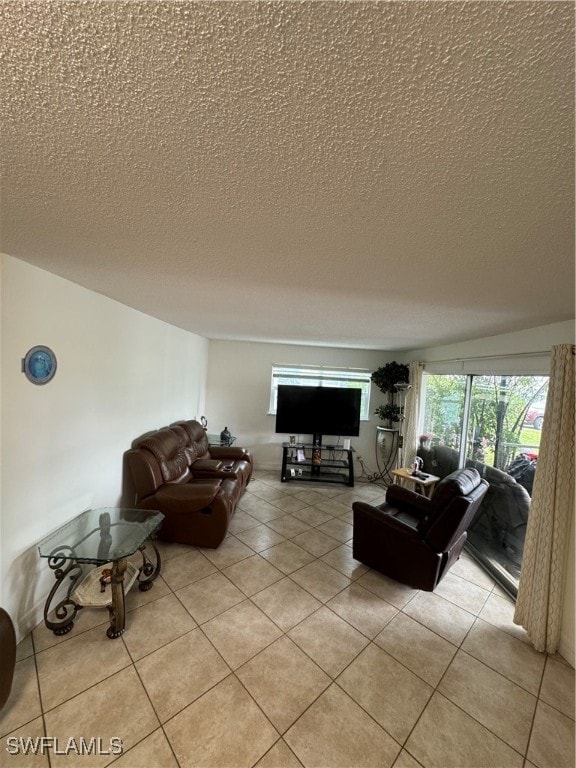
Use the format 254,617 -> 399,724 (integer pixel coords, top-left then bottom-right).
275,385 -> 361,438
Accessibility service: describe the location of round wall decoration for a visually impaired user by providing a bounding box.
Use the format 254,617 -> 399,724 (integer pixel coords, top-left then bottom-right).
22,346 -> 57,385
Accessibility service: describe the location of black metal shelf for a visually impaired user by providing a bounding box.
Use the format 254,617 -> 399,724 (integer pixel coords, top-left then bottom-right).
280,443 -> 355,487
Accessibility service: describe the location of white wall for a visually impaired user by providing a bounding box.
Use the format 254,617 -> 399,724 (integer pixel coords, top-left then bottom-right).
0,255 -> 209,638
205,340 -> 395,474
403,320 -> 575,666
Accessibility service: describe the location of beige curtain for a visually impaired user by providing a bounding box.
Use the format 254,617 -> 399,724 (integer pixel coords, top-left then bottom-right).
403,361 -> 425,470
514,344 -> 575,653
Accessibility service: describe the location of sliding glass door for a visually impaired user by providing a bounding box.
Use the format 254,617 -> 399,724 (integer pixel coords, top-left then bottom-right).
419,374 -> 548,596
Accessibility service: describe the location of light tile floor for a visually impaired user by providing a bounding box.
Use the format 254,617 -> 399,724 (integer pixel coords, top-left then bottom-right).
1,470 -> 574,768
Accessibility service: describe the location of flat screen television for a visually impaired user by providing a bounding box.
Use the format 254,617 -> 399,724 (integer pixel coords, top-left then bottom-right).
275,385 -> 361,442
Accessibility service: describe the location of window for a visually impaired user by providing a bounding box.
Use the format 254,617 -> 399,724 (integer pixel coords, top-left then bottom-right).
269,365 -> 372,420
419,372 -> 549,597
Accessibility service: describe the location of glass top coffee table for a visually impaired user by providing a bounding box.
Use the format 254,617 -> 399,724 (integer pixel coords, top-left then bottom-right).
38,507 -> 164,639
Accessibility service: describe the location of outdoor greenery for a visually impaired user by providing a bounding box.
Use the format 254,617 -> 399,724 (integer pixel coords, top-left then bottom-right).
422,374 -> 548,469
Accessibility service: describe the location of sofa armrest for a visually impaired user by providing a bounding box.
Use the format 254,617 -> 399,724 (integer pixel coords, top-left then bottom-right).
209,446 -> 251,463
385,484 -> 433,516
352,501 -> 421,536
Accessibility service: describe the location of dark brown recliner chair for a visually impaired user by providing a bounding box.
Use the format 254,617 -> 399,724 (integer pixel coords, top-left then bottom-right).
352,468 -> 489,591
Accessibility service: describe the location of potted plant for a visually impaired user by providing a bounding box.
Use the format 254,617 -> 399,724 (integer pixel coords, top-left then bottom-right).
374,403 -> 401,424
371,362 -> 410,395
372,361 -> 410,427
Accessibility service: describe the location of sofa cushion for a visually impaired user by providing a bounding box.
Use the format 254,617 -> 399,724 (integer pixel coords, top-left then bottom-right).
139,429 -> 190,483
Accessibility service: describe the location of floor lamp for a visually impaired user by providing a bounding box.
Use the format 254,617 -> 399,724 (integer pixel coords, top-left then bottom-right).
395,381 -> 412,469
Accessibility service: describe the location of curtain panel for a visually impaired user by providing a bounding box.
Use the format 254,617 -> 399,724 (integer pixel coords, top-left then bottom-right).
514,344 -> 575,653
403,361 -> 425,470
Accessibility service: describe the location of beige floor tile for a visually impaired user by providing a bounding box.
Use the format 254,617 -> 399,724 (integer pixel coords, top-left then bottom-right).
154,540 -> 197,562
269,496 -> 310,514
403,591 -> 476,645
315,517 -> 353,543
43,666 -> 159,768
374,612 -> 457,686
327,583 -> 397,638
266,515 -> 313,539
235,523 -> 286,552
255,738 -> 303,767
227,509 -> 261,534
356,569 -> 418,609
236,636 -> 331,732
222,554 -> 284,596
237,496 -> 286,523
251,486 -> 293,503
110,728 -> 179,768
291,505 -> 334,527
121,593 -> 196,661
433,572 -> 491,614
450,553 -> 498,590
136,628 -> 230,722
438,650 -> 537,754
36,625 -> 132,711
478,592 -> 531,644
288,606 -> 369,678
539,655 -> 575,719
1,717 -> 49,767
527,700 -> 575,768
293,489 -> 338,505
125,574 -> 171,612
197,536 -> 254,569
290,561 -> 350,603
405,692 -> 523,768
15,634 -> 34,662
159,549 -> 217,591
320,544 -> 370,580
260,541 -> 316,574
32,605 -> 109,654
337,644 -> 433,743
175,571 -> 245,624
285,683 -> 400,768
0,657 -> 42,739
164,675 -> 278,767
252,578 -> 321,631
313,498 -> 352,517
392,750 -> 425,768
344,483 -> 386,502
291,528 -> 341,557
202,600 -> 282,669
461,617 -> 545,694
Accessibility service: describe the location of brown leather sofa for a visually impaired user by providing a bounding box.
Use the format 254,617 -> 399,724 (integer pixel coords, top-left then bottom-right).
0,607 -> 16,711
352,468 -> 489,590
124,420 -> 252,548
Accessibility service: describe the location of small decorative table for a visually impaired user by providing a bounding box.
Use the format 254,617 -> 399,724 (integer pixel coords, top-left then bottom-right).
391,468 -> 440,498
38,507 -> 163,639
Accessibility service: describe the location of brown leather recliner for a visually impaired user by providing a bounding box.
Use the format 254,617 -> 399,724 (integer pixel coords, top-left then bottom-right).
352,468 -> 489,591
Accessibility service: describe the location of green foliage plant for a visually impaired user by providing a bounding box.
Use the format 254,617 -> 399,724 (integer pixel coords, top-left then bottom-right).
371,362 -> 410,394
374,403 -> 401,423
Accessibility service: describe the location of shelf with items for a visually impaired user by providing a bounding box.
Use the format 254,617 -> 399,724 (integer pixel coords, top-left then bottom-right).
280,442 -> 355,487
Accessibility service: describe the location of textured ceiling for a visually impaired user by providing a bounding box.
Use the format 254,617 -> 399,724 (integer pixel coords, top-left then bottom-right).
1,1 -> 574,350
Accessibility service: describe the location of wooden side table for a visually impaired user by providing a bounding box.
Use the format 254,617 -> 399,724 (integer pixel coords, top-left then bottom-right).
391,468 -> 440,498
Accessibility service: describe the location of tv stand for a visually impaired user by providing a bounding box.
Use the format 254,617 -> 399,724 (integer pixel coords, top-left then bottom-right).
280,442 -> 355,487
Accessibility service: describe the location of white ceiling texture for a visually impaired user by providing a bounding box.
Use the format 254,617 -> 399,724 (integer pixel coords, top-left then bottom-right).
1,1 -> 574,350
